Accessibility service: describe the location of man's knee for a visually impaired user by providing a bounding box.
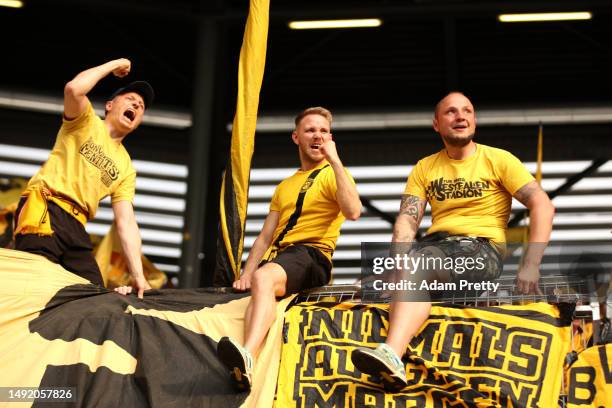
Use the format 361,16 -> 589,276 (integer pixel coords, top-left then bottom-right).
251,263 -> 287,296
251,268 -> 270,292
251,264 -> 279,288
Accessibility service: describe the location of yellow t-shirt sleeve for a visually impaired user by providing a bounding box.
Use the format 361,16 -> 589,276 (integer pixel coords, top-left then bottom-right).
269,184 -> 281,212
61,101 -> 95,132
111,168 -> 136,203
403,161 -> 427,199
497,151 -> 535,194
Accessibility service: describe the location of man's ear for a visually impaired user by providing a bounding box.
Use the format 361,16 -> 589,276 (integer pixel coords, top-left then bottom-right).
291,131 -> 299,145
432,117 -> 439,133
105,100 -> 113,112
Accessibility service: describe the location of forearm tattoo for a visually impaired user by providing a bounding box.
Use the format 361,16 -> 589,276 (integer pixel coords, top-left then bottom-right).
399,194 -> 425,224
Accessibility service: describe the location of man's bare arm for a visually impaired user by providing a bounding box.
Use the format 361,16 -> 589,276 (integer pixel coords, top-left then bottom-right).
64,58 -> 131,119
233,211 -> 280,291
513,180 -> 555,294
112,200 -> 151,299
393,194 -> 426,243
319,140 -> 362,220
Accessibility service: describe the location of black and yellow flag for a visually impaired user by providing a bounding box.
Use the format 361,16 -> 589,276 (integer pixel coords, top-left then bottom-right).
94,222 -> 167,289
0,248 -> 291,407
215,0 -> 270,286
2,250 -> 605,407
566,344 -> 612,407
277,301 -> 571,407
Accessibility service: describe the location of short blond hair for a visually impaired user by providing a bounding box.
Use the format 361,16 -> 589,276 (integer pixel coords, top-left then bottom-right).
294,106 -> 332,128
434,91 -> 470,117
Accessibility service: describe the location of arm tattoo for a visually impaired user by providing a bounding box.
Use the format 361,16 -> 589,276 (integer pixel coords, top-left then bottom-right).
399,194 -> 425,224
513,181 -> 541,207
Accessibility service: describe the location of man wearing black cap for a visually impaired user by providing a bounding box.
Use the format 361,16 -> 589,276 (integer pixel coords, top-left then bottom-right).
14,58 -> 153,298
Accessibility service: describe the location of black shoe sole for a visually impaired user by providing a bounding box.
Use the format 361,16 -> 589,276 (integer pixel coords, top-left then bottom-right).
217,337 -> 252,391
351,348 -> 407,393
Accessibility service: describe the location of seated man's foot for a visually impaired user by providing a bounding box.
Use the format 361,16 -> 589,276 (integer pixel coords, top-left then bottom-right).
351,343 -> 407,392
217,336 -> 254,391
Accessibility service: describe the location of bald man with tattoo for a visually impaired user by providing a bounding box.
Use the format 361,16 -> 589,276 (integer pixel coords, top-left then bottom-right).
351,91 -> 555,391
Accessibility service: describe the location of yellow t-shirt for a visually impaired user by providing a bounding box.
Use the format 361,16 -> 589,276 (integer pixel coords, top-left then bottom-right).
267,161 -> 354,262
25,102 -> 136,219
404,144 -> 534,244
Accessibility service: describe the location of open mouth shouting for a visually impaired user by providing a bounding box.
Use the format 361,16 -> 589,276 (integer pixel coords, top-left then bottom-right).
311,143 -> 321,150
123,108 -> 136,123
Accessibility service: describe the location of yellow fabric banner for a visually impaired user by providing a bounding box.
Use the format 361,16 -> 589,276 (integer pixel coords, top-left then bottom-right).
0,178 -> 27,247
0,248 -> 289,407
277,302 -> 570,407
566,344 -> 612,407
216,0 -> 270,284
94,222 -> 167,289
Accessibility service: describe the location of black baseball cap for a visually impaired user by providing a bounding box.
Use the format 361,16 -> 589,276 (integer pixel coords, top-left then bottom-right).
108,81 -> 154,109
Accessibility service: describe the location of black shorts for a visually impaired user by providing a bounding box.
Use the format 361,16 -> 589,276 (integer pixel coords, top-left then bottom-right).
265,245 -> 332,295
14,198 -> 103,286
414,234 -> 503,283
407,234 -> 503,301
383,233 -> 504,302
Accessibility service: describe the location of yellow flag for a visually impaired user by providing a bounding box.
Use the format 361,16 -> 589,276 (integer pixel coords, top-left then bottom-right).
0,178 -> 28,247
94,223 -> 167,289
536,123 -> 543,185
215,0 -> 270,285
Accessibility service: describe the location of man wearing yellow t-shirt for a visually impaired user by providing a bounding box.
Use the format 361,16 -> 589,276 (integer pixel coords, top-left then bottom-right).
351,92 -> 555,391
14,59 -> 152,298
217,107 -> 362,390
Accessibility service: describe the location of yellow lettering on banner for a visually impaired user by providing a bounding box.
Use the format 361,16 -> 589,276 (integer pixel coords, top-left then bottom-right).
277,302 -> 570,407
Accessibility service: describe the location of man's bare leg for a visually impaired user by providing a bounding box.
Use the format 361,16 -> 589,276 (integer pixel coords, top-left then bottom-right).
350,300 -> 431,391
385,249 -> 446,356
386,301 -> 431,357
351,259 -> 434,392
243,262 -> 287,356
217,262 -> 287,390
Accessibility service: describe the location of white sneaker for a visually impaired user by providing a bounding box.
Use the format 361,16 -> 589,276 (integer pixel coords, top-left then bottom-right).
217,337 -> 254,391
351,343 -> 407,392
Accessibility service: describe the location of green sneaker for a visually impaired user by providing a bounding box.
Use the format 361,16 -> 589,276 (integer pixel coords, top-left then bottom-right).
217,337 -> 254,391
351,343 -> 407,392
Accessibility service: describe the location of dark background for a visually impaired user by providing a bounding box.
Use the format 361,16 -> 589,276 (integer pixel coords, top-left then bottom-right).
1,0 -> 611,164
